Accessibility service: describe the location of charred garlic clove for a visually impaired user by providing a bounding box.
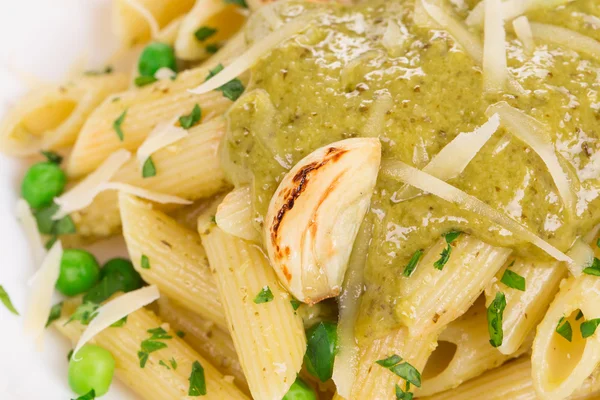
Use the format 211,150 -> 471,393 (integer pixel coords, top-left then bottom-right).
264,138 -> 381,304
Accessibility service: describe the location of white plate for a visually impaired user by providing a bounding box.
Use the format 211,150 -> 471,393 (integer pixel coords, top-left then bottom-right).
0,1 -> 138,398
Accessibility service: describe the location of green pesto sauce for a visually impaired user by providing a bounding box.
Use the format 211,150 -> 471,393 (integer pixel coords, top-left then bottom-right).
224,0 -> 600,340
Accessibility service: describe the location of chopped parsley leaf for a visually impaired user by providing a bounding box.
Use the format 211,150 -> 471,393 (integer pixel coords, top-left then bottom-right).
204,63 -> 245,101
403,250 -> 423,277
84,66 -> 113,76
500,269 -> 526,291
188,361 -> 207,396
254,286 -> 274,304
113,110 -> 127,141
176,330 -> 186,338
46,302 -> 63,327
583,258 -> 600,276
487,292 -> 506,347
111,316 -> 128,327
576,310 -> 584,321
224,0 -> 248,8
376,354 -> 403,368
141,255 -> 151,269
170,357 -> 178,370
179,104 -> 202,129
147,327 -> 172,340
556,317 -> 573,342
206,44 -> 220,54
41,150 -> 63,164
72,389 -> 96,400
67,349 -> 74,361
305,321 -> 338,382
290,299 -> 302,311
0,285 -> 19,315
433,231 -> 461,270
194,26 -> 217,42
375,354 -> 421,388
83,273 -> 124,304
395,383 -> 414,400
138,327 -> 172,367
142,157 -> 157,178
137,351 -> 150,368
134,75 -> 158,87
65,302 -> 99,326
597,238 -> 600,248
581,318 -> 600,338
159,359 -> 171,369
34,202 -> 76,236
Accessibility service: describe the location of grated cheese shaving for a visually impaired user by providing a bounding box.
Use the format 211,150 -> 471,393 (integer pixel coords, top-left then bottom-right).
529,22 -> 600,62
486,102 -> 574,210
188,12 -> 316,95
16,199 -> 45,268
566,239 -> 594,277
73,285 -> 160,357
394,114 -> 500,202
215,186 -> 261,242
363,92 -> 393,138
24,240 -> 63,349
381,160 -> 573,263
466,0 -> 572,27
124,0 -> 160,39
513,16 -> 535,54
483,0 -> 508,92
100,182 -> 192,205
382,20 -> 406,55
53,149 -> 131,219
136,118 -> 188,168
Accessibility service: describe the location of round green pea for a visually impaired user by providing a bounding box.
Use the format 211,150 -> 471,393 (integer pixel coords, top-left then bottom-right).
68,344 -> 115,397
138,42 -> 177,77
21,162 -> 66,209
56,249 -> 101,296
283,377 -> 317,400
101,258 -> 143,292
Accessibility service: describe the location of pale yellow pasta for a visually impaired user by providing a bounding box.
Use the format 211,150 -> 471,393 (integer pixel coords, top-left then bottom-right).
215,186 -> 261,242
0,73 -> 128,156
396,235 -> 512,337
200,224 -> 306,400
485,258 -> 566,355
175,0 -> 247,61
119,192 -> 228,331
416,298 -> 530,397
532,275 -> 600,400
157,296 -> 248,394
71,117 -> 229,239
112,0 -> 195,47
66,65 -> 241,178
54,300 -> 248,400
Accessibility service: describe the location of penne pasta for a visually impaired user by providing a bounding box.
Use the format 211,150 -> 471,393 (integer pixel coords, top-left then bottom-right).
0,73 -> 128,156
119,192 -> 228,331
54,299 -> 248,399
200,224 -> 306,400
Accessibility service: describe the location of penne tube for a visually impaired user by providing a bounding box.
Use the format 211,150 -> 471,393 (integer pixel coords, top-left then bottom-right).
396,234 -> 512,337
54,300 -> 248,400
215,186 -> 261,243
112,0 -> 195,47
119,192 -> 228,331
157,296 -> 248,394
485,258 -> 566,355
66,65 -> 242,178
200,224 -> 306,400
416,298 -> 531,397
532,274 -> 600,400
72,117 -> 229,239
0,73 -> 128,156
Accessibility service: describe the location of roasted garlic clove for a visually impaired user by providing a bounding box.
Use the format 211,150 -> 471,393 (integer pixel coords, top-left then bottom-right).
264,138 -> 381,304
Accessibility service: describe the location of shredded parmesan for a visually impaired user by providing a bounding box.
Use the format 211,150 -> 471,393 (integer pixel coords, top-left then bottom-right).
381,160 -> 573,263
100,182 -> 192,205
16,199 -> 45,268
24,240 -> 63,349
529,22 -> 600,62
513,16 -> 535,54
421,0 -> 483,63
486,102 -> 574,210
188,12 -> 316,95
363,92 -> 393,138
154,67 -> 177,81
124,0 -> 160,39
566,239 -> 594,277
394,114 -> 500,202
382,20 -> 406,55
136,118 -> 188,168
53,149 -> 131,219
583,224 -> 600,244
483,0 -> 508,92
466,0 -> 572,27
73,285 -> 160,357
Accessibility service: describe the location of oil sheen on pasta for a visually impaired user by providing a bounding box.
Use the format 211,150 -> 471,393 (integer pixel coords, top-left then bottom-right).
223,0 -> 600,340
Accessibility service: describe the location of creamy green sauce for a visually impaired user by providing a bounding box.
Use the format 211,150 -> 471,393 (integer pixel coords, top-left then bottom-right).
224,0 -> 600,340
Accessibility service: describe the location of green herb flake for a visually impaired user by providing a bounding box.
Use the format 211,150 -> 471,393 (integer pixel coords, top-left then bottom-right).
46,302 -> 63,327
305,321 -> 338,382
159,359 -> 171,370
141,255 -> 151,270
487,292 -> 506,347
206,44 -> 220,54
83,273 -> 124,304
67,349 -> 74,361
134,75 -> 158,87
395,383 -> 414,400
194,26 -> 218,42
500,269 -> 526,291
188,361 -> 207,396
583,258 -> 600,276
138,351 -> 149,368
576,310 -> 584,321
113,110 -> 127,141
597,238 -> 600,249
179,104 -> 202,129
254,286 -> 274,304
0,285 -> 19,315
390,362 -> 422,388
176,330 -> 186,338
72,389 -> 96,400
581,318 -> 600,338
290,299 -> 302,311
141,339 -> 168,354
84,66 -> 113,76
45,236 -> 58,250
433,231 -> 461,270
224,0 -> 248,8
403,250 -> 423,277
556,317 -> 573,342
34,203 -> 76,236
376,354 -> 403,368
65,302 -> 99,326
204,63 -> 245,101
147,327 -> 172,340
142,157 -> 157,178
41,150 -> 63,164
111,316 -> 128,327
170,357 -> 178,370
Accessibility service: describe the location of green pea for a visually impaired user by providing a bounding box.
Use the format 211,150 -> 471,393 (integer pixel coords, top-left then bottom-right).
305,321 -> 338,382
283,377 -> 317,400
56,249 -> 101,296
68,344 -> 115,396
138,42 -> 177,77
101,258 -> 143,292
21,162 -> 66,209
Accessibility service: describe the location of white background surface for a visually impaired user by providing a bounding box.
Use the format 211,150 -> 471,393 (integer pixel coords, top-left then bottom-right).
0,1 -> 138,398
